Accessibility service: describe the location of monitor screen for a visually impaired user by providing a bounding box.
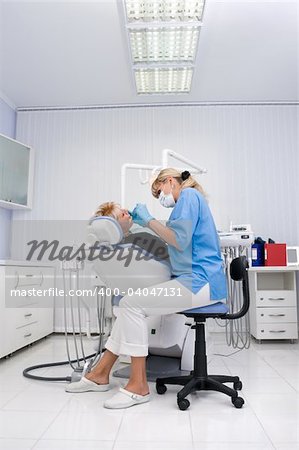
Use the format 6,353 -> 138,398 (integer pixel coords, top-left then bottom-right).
287,248 -> 299,265
0,134 -> 30,206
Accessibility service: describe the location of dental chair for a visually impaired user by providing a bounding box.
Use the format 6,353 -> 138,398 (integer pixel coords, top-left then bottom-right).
156,256 -> 249,410
87,216 -> 172,292
86,216 -> 203,380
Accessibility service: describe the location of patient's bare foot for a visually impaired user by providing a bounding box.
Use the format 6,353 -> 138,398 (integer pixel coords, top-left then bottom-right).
85,372 -> 109,385
124,382 -> 150,396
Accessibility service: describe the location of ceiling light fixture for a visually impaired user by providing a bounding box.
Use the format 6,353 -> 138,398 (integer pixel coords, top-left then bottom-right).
122,0 -> 205,94
125,0 -> 205,22
135,67 -> 193,94
129,26 -> 200,63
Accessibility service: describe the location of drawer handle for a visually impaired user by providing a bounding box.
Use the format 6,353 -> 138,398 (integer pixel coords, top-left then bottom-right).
268,298 -> 285,301
269,330 -> 286,333
24,313 -> 33,318
14,272 -> 44,288
269,314 -> 286,317
24,333 -> 32,338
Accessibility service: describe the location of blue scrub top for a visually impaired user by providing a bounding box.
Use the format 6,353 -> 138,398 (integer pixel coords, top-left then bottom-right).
166,188 -> 227,301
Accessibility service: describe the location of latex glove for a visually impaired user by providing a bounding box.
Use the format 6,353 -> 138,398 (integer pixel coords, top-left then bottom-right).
131,203 -> 154,227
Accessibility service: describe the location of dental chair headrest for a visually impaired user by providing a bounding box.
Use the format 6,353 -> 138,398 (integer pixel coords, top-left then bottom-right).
87,216 -> 123,247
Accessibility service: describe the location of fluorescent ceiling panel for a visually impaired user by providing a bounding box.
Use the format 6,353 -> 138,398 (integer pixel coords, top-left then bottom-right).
125,0 -> 205,22
129,26 -> 199,63
135,67 -> 193,94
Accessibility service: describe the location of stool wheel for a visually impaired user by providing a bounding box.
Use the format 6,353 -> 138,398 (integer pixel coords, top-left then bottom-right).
233,380 -> 243,390
156,383 -> 167,395
177,398 -> 190,411
231,396 -> 244,408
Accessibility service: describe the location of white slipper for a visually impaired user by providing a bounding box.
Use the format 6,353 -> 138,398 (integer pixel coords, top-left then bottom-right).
103,387 -> 150,409
65,376 -> 110,393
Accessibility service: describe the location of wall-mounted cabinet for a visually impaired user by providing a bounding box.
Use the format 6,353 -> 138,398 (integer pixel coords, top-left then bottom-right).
0,133 -> 34,210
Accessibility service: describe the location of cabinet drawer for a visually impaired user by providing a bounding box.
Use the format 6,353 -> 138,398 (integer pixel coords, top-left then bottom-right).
255,322 -> 298,340
13,307 -> 39,328
14,322 -> 39,348
5,266 -> 44,289
4,266 -> 55,308
256,307 -> 297,324
6,294 -> 39,309
256,291 -> 296,307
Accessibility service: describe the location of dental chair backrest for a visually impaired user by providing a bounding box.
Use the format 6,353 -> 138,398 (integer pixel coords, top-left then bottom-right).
87,216 -> 123,248
87,216 -> 171,293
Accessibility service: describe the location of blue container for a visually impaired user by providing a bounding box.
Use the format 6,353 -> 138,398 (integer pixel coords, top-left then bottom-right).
251,243 -> 265,266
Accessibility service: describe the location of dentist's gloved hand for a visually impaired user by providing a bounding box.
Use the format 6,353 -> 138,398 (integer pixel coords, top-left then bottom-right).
131,204 -> 155,227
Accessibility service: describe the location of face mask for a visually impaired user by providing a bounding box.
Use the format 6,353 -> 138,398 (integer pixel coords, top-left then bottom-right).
159,191 -> 175,208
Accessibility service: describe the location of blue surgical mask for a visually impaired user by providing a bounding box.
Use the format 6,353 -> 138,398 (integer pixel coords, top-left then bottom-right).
159,191 -> 175,208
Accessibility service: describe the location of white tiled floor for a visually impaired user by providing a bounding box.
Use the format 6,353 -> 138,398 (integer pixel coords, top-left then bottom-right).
1,334 -> 299,450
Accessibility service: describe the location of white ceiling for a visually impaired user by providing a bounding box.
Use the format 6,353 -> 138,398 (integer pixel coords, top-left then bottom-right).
0,0 -> 298,109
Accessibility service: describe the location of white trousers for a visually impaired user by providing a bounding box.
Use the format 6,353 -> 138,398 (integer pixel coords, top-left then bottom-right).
105,279 -> 212,357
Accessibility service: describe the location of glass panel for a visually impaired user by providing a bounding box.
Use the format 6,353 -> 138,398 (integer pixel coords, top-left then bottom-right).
0,134 -> 30,206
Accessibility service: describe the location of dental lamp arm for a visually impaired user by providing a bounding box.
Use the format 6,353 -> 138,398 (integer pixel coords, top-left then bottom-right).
148,219 -> 180,250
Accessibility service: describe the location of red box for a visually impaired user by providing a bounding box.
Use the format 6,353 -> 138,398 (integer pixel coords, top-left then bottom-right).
264,243 -> 287,266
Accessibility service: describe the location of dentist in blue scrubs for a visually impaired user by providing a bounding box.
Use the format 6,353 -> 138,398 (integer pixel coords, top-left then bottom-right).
66,168 -> 227,410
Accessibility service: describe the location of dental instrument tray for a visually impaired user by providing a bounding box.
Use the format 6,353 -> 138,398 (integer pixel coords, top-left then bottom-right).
218,230 -> 254,248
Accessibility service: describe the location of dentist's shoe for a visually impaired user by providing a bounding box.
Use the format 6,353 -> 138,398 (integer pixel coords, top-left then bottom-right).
103,388 -> 150,409
65,376 -> 110,393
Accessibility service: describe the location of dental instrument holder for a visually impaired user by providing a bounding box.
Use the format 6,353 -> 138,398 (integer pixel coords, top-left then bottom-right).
62,256 -> 107,382
219,227 -> 254,350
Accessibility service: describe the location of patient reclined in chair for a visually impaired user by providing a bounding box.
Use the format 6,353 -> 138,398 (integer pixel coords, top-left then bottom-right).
87,215 -> 172,291
87,215 -> 213,379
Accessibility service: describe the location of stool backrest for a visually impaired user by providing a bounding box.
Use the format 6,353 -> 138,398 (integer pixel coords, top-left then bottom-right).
230,256 -> 247,281
226,256 -> 250,320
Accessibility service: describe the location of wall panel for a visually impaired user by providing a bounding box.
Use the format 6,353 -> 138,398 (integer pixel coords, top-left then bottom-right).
14,105 -> 298,245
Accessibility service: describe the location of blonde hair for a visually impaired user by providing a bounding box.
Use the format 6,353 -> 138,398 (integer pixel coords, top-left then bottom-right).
151,168 -> 205,198
94,201 -> 120,219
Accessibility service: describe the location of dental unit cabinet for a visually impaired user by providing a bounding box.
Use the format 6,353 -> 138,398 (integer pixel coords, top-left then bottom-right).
248,266 -> 299,342
0,260 -> 55,358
